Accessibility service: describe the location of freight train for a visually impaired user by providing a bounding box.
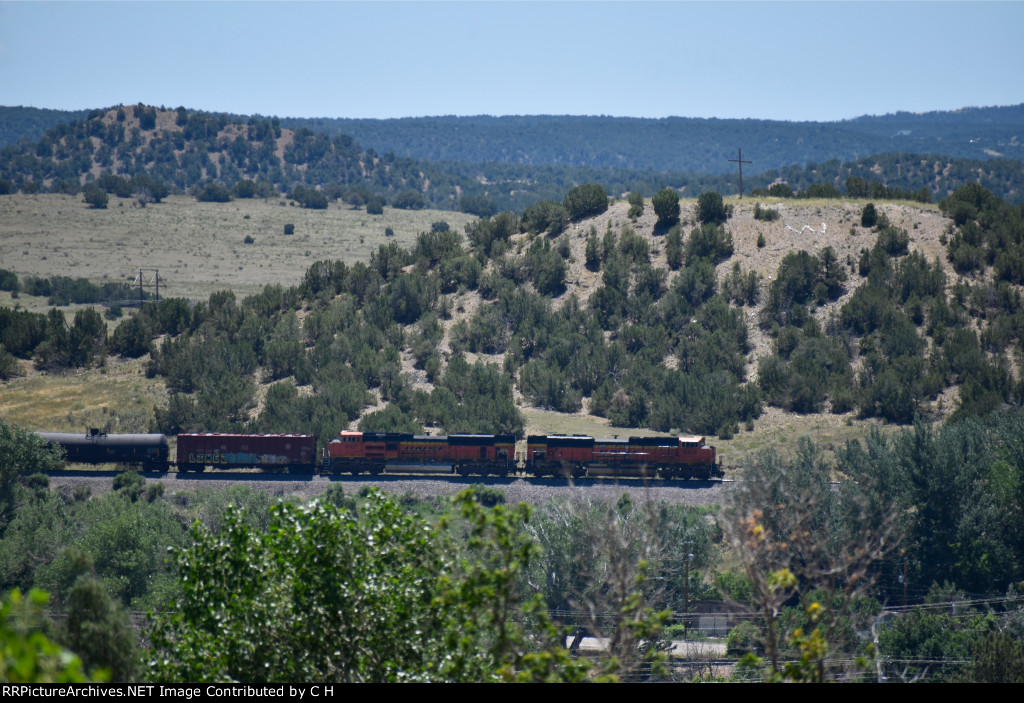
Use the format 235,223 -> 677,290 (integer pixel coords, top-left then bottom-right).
36,429 -> 721,480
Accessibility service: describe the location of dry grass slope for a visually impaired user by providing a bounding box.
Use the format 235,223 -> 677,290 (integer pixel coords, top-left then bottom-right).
0,193 -> 477,301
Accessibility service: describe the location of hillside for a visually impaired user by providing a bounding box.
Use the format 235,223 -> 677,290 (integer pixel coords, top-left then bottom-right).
4,185 -> 1019,467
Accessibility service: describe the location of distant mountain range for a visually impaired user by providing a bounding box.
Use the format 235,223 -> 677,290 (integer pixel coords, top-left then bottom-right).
3,104 -> 1023,174
1,104 -> 1022,207
271,104 -> 1024,175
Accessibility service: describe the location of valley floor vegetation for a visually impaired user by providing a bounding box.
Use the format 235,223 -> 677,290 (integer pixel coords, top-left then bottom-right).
3,409 -> 1024,682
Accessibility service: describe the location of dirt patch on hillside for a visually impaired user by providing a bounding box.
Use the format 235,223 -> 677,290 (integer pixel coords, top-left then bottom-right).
501,197 -> 948,377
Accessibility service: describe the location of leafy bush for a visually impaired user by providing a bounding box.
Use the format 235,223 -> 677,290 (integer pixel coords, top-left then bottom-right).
195,183 -> 231,203
665,226 -> 683,270
563,184 -> 608,221
392,190 -> 426,210
521,200 -> 568,235
469,485 -> 506,507
585,233 -> 601,271
627,191 -> 644,219
685,223 -> 733,265
767,183 -> 794,198
860,203 -> 878,228
877,225 -> 910,257
466,212 -> 519,258
232,180 -> 258,199
82,185 -> 108,209
722,262 -> 761,306
524,237 -> 567,296
798,183 -> 843,199
753,203 -> 779,222
290,185 -> 328,210
459,194 -> 497,217
0,269 -> 19,293
696,191 -> 727,225
652,188 -> 680,226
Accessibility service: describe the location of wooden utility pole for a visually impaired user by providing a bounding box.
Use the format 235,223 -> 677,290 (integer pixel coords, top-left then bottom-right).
729,148 -> 752,199
135,268 -> 161,305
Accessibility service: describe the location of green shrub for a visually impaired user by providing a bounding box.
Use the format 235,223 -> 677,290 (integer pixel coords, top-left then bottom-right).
563,183 -> 608,221
470,485 -> 507,507
753,203 -> 779,222
627,191 -> 644,219
82,185 -> 108,209
522,200 -> 569,235
726,621 -> 762,655
696,191 -> 727,225
195,183 -> 231,203
652,188 -> 680,226
767,183 -> 794,198
665,226 -> 683,270
861,203 -> 878,228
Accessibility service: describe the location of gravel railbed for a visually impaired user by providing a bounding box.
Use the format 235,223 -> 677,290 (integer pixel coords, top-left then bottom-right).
49,473 -> 730,508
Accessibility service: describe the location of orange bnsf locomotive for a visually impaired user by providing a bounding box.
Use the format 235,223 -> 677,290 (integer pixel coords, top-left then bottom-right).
526,434 -> 720,479
327,432 -> 517,476
326,431 -> 718,479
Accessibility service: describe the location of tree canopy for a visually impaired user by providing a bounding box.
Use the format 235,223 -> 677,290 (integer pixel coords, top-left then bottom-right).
146,488 -> 608,683
652,188 -> 680,226
563,184 -> 608,221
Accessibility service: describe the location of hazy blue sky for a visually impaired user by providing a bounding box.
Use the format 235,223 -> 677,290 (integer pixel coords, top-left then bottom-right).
1,1 -> 1021,122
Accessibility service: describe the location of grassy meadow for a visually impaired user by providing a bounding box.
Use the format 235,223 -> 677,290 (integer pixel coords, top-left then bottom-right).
0,356 -> 167,433
0,193 -> 477,301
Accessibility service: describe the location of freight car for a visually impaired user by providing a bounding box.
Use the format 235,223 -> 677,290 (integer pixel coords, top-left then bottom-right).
36,429 -> 170,470
176,433 -> 317,472
36,430 -> 316,473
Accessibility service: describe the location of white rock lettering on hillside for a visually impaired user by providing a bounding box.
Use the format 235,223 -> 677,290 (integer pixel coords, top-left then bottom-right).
785,222 -> 827,236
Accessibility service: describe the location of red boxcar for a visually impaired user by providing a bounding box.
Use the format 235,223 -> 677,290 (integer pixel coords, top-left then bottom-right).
176,433 -> 316,472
